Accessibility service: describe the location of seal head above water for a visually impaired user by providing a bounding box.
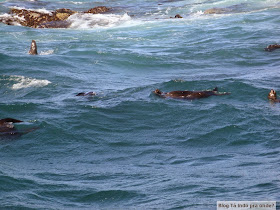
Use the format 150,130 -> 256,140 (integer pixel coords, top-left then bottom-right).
0,118 -> 38,138
0,118 -> 23,134
154,87 -> 230,100
76,92 -> 97,96
29,40 -> 38,55
268,89 -> 280,102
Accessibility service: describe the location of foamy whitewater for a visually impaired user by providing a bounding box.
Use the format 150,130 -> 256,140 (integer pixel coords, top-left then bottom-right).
0,0 -> 280,209
9,75 -> 51,90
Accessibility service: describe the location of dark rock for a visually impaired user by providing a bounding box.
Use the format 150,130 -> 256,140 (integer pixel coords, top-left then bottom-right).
204,8 -> 229,14
8,8 -> 75,28
0,6 -> 110,28
38,20 -> 71,28
204,3 -> 248,14
84,6 -> 110,14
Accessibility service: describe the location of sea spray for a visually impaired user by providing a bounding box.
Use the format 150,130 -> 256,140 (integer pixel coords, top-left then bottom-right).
9,75 -> 51,90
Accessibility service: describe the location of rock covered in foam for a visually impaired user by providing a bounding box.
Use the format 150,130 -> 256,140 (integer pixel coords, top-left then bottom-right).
0,6 -> 111,28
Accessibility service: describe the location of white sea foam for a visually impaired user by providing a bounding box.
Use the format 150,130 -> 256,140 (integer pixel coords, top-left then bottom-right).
69,1 -> 83,4
40,50 -> 54,55
68,13 -> 132,29
9,75 -> 51,90
10,6 -> 53,15
0,13 -> 23,26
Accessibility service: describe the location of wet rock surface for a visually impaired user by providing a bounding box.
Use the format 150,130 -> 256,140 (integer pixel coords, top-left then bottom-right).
204,8 -> 229,14
0,6 -> 110,28
204,3 -> 248,14
84,6 -> 110,14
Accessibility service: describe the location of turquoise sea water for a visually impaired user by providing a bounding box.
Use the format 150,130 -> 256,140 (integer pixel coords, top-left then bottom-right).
0,0 -> 280,209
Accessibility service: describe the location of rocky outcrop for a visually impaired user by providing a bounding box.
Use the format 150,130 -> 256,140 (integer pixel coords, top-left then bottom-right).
84,6 -> 110,14
0,6 -> 110,28
204,3 -> 247,15
204,8 -> 229,14
8,8 -> 76,28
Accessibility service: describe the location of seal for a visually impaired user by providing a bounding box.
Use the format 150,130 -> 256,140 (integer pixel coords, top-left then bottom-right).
264,44 -> 280,52
170,14 -> 183,18
29,40 -> 38,55
174,14 -> 183,18
0,118 -> 38,137
268,89 -> 280,102
0,118 -> 23,134
76,92 -> 97,96
153,87 -> 230,100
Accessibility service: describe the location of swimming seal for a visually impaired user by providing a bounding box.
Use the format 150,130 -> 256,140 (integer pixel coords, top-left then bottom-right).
76,92 -> 97,96
170,14 -> 183,18
174,14 -> 183,18
0,118 -> 38,138
153,87 -> 230,100
29,40 -> 38,55
264,44 -> 280,52
268,89 -> 280,102
0,118 -> 23,134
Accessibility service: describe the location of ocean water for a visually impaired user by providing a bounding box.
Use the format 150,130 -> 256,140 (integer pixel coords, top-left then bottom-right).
0,0 -> 280,209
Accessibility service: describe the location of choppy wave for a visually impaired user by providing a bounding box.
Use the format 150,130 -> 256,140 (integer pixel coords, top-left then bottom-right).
1,0 -> 280,209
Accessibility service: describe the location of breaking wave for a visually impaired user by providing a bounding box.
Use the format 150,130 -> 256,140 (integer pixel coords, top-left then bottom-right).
68,13 -> 132,29
9,75 -> 51,90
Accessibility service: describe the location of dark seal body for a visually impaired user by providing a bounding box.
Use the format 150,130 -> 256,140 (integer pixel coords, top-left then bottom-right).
0,118 -> 23,134
0,118 -> 38,138
76,92 -> 97,96
154,87 -> 230,100
268,89 -> 280,102
264,44 -> 280,52
29,40 -> 38,55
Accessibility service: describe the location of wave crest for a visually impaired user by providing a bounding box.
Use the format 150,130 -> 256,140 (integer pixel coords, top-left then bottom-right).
9,75 -> 51,90
68,13 -> 131,29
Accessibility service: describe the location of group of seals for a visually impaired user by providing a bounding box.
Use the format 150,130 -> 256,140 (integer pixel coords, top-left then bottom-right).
153,87 -> 230,100
2,89 -> 277,137
30,39 -> 280,56
27,40 -> 280,104
29,41 -> 97,97
153,88 -> 280,104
